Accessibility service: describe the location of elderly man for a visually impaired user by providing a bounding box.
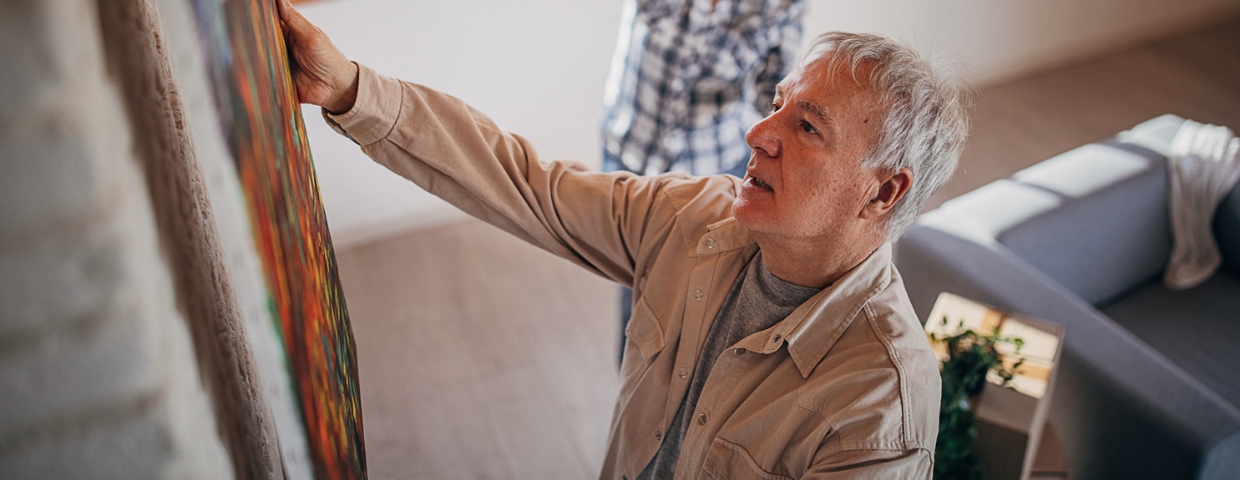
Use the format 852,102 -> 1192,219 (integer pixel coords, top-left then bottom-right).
278,0 -> 968,477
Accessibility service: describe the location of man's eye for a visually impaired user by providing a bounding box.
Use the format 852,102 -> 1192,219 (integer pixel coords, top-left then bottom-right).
768,103 -> 779,115
800,120 -> 818,135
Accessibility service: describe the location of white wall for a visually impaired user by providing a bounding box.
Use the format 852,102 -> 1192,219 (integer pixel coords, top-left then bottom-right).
300,0 -> 625,246
300,0 -> 1240,247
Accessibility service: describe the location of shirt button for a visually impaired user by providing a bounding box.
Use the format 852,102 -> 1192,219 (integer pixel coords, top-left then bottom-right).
773,334 -> 783,343
679,367 -> 687,378
654,430 -> 662,441
705,238 -> 717,249
693,290 -> 704,300
622,476 -> 628,480
734,348 -> 745,356
698,412 -> 708,425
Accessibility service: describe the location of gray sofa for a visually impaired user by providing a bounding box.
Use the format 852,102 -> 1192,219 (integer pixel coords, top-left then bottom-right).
895,115 -> 1240,479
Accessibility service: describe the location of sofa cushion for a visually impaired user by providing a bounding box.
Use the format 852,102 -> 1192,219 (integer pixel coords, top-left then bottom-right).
1102,272 -> 1240,408
918,179 -> 1062,244
1115,113 -> 1185,157
997,143 -> 1171,306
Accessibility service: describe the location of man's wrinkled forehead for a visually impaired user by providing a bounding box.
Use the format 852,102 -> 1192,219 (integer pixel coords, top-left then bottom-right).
783,54 -> 873,90
775,57 -> 878,109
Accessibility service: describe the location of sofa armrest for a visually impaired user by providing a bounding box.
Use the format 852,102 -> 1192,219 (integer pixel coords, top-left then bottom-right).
1202,431 -> 1240,480
896,225 -> 1240,479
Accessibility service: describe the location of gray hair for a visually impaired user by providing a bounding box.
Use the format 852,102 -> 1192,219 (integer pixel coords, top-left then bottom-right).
799,32 -> 971,240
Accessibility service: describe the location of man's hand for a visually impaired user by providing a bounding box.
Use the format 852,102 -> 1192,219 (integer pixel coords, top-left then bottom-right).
277,0 -> 358,114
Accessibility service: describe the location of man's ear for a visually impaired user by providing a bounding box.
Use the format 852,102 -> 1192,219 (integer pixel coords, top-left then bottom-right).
861,167 -> 913,220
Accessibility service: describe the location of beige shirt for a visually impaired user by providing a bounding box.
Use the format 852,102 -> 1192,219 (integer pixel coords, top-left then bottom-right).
325,64 -> 941,480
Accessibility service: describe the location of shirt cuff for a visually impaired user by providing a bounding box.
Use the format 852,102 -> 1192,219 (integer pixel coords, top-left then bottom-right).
322,62 -> 402,146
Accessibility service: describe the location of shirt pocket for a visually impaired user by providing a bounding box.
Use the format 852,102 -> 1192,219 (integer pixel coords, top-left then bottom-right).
702,438 -> 794,480
619,297 -> 666,392
625,296 -> 666,362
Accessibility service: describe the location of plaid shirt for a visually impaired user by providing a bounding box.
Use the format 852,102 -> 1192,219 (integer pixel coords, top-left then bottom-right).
601,0 -> 805,175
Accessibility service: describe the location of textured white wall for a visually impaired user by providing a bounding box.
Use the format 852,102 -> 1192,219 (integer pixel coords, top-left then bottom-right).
0,0 -> 231,477
301,0 -> 1240,247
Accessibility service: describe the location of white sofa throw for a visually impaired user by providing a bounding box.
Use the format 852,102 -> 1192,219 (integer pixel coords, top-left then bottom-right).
1165,120 -> 1240,289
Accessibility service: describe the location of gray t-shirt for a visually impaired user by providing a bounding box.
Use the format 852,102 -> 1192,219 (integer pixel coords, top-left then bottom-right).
636,251 -> 821,480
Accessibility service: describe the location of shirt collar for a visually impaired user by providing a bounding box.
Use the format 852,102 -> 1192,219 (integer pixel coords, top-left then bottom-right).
732,242 -> 895,378
697,217 -> 753,255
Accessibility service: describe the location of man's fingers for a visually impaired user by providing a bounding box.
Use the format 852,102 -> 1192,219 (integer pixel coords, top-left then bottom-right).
276,0 -> 312,33
276,0 -> 294,18
275,0 -> 291,22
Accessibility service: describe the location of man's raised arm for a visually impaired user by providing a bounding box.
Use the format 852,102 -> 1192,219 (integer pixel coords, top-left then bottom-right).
276,0 -> 682,286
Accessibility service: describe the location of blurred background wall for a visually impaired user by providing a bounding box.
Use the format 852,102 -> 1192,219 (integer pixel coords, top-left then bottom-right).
0,0 -> 236,476
297,0 -> 1240,247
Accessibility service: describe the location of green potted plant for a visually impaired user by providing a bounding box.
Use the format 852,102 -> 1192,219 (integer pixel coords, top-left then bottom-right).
931,318 -> 1024,480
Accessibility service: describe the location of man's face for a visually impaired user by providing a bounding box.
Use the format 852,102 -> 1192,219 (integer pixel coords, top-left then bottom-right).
733,56 -> 888,242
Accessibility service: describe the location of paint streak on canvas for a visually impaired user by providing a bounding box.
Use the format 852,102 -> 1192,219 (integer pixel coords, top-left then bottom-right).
190,0 -> 366,478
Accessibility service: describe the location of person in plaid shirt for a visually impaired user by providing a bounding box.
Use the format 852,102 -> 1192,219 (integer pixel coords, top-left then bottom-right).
600,0 -> 806,177
602,0 -> 806,355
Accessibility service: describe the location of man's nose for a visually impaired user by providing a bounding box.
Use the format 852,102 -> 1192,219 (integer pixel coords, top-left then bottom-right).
745,115 -> 780,159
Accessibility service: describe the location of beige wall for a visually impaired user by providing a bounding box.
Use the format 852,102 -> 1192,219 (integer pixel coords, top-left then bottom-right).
301,0 -> 1240,247
804,0 -> 1240,85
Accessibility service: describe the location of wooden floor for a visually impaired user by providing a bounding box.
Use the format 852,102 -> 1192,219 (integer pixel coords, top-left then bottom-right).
337,220 -> 619,480
335,16 -> 1240,480
928,16 -> 1240,209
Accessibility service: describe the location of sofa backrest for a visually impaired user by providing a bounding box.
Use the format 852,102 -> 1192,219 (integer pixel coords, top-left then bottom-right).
1214,182 -> 1240,278
920,116 -> 1185,306
917,115 -> 1240,306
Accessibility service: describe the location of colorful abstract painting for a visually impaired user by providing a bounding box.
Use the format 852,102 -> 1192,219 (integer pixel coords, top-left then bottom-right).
189,0 -> 366,478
